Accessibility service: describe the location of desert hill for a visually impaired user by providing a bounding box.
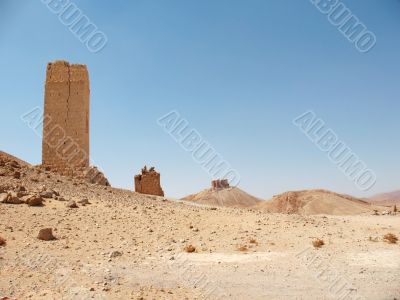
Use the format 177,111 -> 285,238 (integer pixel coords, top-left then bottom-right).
1,151 -> 400,299
367,190 -> 400,206
257,189 -> 378,215
183,187 -> 262,208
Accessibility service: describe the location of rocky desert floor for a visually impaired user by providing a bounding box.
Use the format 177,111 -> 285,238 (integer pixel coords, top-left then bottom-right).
0,160 -> 399,300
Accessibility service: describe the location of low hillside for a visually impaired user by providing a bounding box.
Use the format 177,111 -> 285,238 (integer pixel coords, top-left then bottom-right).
257,189 -> 377,215
183,187 -> 262,208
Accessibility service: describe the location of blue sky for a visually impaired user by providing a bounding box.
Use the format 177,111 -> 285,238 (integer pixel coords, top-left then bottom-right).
0,0 -> 399,199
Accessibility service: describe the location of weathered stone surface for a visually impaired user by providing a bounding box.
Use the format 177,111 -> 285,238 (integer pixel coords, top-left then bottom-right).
134,166 -> 164,197
0,193 -> 8,203
16,185 -> 26,192
40,191 -> 53,199
40,61 -> 110,187
8,160 -> 20,169
0,184 -> 12,193
25,195 -> 44,206
78,198 -> 90,206
2,193 -> 24,204
37,228 -> 56,241
67,200 -> 78,208
42,60 -> 90,175
109,251 -> 122,258
83,167 -> 110,186
15,191 -> 27,198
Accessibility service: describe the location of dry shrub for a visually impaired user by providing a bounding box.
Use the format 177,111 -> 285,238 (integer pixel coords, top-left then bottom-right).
237,245 -> 248,252
184,245 -> 196,253
312,239 -> 325,248
383,233 -> 398,244
369,236 -> 379,242
249,239 -> 258,245
0,236 -> 6,246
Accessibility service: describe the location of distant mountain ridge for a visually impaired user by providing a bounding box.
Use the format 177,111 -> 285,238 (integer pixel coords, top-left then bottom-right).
367,190 -> 400,206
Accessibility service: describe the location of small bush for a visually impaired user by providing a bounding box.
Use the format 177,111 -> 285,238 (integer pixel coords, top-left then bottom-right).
184,245 -> 196,253
249,239 -> 258,245
312,239 -> 325,248
0,236 -> 6,246
383,233 -> 398,244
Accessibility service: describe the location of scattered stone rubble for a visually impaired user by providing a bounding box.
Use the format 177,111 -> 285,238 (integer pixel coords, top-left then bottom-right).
0,155 -> 90,208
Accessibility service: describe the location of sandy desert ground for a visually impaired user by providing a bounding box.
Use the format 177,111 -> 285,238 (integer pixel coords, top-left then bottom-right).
1,155 -> 399,300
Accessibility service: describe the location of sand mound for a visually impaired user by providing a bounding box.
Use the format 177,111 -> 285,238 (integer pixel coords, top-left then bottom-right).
257,189 -> 376,215
183,187 -> 262,208
367,190 -> 400,206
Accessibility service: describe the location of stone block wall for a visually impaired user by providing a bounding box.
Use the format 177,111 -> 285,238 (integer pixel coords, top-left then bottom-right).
135,166 -> 164,197
212,179 -> 230,190
42,60 -> 90,175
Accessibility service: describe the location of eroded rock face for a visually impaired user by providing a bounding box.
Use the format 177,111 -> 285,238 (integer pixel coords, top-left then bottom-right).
134,166 -> 164,197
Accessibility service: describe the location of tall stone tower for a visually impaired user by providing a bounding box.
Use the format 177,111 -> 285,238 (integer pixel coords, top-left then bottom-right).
42,60 -> 90,175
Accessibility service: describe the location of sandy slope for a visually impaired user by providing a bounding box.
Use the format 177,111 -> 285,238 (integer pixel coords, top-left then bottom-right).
183,187 -> 262,208
1,154 -> 400,299
368,190 -> 400,206
257,189 -> 380,215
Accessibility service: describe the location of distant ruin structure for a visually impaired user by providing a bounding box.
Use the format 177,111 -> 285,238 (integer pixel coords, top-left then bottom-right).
135,166 -> 164,197
42,60 -> 90,175
212,179 -> 230,190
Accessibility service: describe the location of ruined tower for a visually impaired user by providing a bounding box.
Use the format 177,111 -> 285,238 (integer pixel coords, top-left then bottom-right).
134,166 -> 164,197
211,179 -> 230,190
42,60 -> 90,175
